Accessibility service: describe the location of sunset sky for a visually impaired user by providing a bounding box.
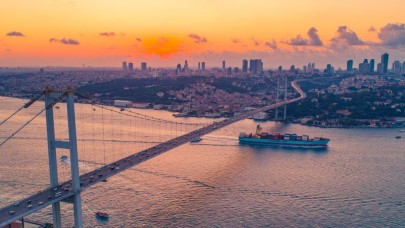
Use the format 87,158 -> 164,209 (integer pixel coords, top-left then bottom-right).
1,0 -> 405,68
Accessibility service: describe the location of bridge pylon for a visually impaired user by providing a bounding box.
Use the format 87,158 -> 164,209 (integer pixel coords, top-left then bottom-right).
45,90 -> 83,228
275,75 -> 288,120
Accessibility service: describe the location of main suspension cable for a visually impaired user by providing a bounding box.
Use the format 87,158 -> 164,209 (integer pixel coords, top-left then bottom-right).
0,92 -> 44,127
0,92 -> 66,149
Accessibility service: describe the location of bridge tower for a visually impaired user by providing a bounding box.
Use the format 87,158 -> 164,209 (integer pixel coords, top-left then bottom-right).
45,90 -> 83,228
275,75 -> 288,120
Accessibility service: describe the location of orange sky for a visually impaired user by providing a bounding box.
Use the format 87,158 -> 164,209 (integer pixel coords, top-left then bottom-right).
1,0 -> 405,68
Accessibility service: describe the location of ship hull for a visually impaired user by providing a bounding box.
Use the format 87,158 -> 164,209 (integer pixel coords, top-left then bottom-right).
239,137 -> 329,148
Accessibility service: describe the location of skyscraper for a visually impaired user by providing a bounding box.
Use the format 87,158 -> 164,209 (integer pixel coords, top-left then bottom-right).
403,61 -> 405,74
381,53 -> 389,73
377,63 -> 384,74
184,60 -> 188,72
242,59 -> 248,73
176,63 -> 181,73
122,61 -> 128,71
369,59 -> 375,73
249,59 -> 263,73
325,64 -> 334,76
227,67 -> 232,75
128,62 -> 134,71
201,62 -> 206,71
392,61 -> 402,74
141,62 -> 147,71
222,61 -> 226,70
198,62 -> 201,71
347,59 -> 353,71
359,59 -> 370,74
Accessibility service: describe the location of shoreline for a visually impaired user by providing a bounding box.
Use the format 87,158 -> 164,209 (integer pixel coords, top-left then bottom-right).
1,95 -> 403,129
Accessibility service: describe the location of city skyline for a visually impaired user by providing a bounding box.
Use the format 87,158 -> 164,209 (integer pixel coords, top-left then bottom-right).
1,0 -> 405,67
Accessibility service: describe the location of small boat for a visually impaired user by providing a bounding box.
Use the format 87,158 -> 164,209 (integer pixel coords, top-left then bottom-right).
190,137 -> 202,143
54,106 -> 60,109
173,113 -> 185,118
120,108 -> 125,111
395,136 -> 401,139
95,212 -> 109,220
60,155 -> 68,161
399,129 -> 405,132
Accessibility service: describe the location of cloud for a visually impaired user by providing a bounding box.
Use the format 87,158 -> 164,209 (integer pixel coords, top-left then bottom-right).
231,38 -> 241,44
368,26 -> 376,32
253,39 -> 261,46
188,33 -> 207,43
49,38 -> 80,45
330,26 -> 364,46
6,31 -> 25,37
307,27 -> 323,46
264,40 -> 277,49
285,27 -> 323,46
377,23 -> 405,47
140,36 -> 183,57
100,32 -> 116,37
285,34 -> 308,46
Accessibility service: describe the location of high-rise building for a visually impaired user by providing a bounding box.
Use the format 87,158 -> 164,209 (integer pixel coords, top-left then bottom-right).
122,61 -> 128,71
249,59 -> 263,73
289,65 -> 295,72
183,60 -> 188,72
347,59 -> 353,71
392,61 -> 402,74
369,59 -> 375,73
359,59 -> 370,74
402,61 -> 405,74
242,59 -> 248,73
381,53 -> 389,73
176,63 -> 181,74
325,64 -> 334,76
222,61 -> 226,70
128,62 -> 134,71
278,66 -> 282,73
201,62 -> 206,71
227,67 -> 232,75
141,62 -> 147,71
198,62 -> 201,71
377,63 -> 384,74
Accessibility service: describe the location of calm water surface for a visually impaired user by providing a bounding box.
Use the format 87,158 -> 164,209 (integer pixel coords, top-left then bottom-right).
0,96 -> 404,227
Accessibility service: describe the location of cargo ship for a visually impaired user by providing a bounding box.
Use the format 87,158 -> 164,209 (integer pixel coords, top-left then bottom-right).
239,125 -> 330,148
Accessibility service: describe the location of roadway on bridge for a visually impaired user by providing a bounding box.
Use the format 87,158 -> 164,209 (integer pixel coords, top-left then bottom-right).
0,80 -> 306,226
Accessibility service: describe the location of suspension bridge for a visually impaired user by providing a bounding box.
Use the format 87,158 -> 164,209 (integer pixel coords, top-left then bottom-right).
0,81 -> 305,227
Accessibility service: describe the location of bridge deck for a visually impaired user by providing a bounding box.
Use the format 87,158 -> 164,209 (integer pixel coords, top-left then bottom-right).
0,81 -> 305,226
